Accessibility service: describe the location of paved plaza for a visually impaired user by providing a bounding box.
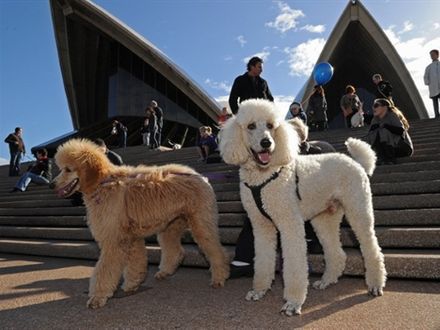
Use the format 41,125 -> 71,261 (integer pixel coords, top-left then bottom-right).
1,253 -> 439,329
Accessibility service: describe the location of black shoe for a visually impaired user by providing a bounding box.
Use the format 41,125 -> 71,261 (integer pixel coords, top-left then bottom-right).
229,264 -> 254,279
9,188 -> 21,193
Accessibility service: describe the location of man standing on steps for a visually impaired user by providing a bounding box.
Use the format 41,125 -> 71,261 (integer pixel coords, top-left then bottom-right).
228,56 -> 274,278
229,56 -> 274,114
372,73 -> 393,102
424,49 -> 440,118
150,100 -> 163,148
4,127 -> 25,177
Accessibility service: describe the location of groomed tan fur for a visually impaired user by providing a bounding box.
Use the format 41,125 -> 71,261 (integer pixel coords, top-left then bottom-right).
52,139 -> 229,309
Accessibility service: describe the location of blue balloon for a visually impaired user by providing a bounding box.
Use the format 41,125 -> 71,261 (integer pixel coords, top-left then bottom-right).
313,62 -> 334,85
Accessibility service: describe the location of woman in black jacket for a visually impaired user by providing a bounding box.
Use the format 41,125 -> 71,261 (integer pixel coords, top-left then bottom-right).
366,98 -> 413,165
306,85 -> 328,131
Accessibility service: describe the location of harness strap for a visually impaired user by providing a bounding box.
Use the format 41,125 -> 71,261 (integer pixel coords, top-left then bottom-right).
295,171 -> 302,201
243,167 -> 283,222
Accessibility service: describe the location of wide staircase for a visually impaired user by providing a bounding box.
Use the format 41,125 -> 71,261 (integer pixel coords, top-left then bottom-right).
0,119 -> 439,279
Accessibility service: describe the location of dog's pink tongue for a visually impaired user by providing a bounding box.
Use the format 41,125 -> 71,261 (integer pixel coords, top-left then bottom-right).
258,152 -> 271,164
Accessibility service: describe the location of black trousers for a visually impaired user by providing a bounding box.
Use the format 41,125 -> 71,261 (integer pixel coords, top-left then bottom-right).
233,217 -> 321,264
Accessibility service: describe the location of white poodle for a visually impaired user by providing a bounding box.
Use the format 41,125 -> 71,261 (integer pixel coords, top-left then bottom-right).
219,99 -> 386,316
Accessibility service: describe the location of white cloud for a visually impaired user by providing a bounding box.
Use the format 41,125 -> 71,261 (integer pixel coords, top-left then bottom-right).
398,20 -> 414,34
433,22 -> 440,30
236,35 -> 247,47
385,25 -> 440,118
266,1 -> 304,33
205,79 -> 231,93
300,24 -> 325,33
224,56 -> 233,61
243,49 -> 271,64
284,38 -> 326,76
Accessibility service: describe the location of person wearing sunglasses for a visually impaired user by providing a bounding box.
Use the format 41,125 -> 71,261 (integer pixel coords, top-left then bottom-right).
365,98 -> 413,165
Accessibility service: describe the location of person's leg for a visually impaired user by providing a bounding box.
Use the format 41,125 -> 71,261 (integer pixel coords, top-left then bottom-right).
230,216 -> 255,278
433,94 -> 440,118
15,172 -> 31,191
9,151 -> 17,176
149,130 -> 158,149
156,127 -> 162,147
202,145 -> 210,160
31,174 -> 50,185
197,146 -> 205,161
144,133 -> 150,148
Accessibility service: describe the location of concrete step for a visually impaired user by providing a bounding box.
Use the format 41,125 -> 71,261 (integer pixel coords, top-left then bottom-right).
0,238 -> 438,279
1,208 -> 439,228
1,178 -> 438,204
1,225 -> 438,249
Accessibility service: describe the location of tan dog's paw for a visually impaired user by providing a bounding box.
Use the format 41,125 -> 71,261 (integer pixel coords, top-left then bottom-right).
154,270 -> 170,280
87,296 -> 108,309
280,301 -> 302,316
245,289 -> 268,301
211,278 -> 225,288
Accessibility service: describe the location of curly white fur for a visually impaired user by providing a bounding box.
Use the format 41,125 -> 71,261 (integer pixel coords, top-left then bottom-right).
219,99 -> 386,316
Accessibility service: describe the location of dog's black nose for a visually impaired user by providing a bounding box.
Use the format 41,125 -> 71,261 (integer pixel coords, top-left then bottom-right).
260,138 -> 272,149
49,181 -> 56,190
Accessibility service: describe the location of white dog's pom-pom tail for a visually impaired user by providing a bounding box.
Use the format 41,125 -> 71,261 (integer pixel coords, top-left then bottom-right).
345,138 -> 376,176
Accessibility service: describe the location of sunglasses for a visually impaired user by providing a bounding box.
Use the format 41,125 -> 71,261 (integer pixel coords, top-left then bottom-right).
373,103 -> 387,108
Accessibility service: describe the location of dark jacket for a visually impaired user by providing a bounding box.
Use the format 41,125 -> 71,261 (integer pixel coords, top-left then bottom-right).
229,73 -> 274,114
28,157 -> 52,181
306,94 -> 328,122
4,133 -> 25,153
376,80 -> 393,99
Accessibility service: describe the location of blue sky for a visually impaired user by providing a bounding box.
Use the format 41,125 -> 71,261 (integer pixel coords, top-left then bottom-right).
1,0 -> 439,163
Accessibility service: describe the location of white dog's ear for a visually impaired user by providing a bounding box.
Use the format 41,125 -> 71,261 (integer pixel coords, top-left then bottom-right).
271,121 -> 299,166
218,116 -> 249,165
287,118 -> 308,142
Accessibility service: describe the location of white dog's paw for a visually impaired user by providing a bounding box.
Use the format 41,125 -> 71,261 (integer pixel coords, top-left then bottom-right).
312,279 -> 336,290
87,296 -> 108,309
280,301 -> 302,316
368,286 -> 384,297
245,289 -> 268,301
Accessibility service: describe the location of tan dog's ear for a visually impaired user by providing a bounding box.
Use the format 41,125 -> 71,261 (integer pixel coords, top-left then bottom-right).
218,116 -> 249,165
74,149 -> 108,194
287,118 -> 308,143
271,121 -> 299,166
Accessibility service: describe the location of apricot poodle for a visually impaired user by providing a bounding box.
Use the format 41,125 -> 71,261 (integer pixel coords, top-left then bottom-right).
52,139 -> 229,309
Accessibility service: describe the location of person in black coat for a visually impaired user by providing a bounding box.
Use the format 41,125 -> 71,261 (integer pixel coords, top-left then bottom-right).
372,73 -> 393,101
306,85 -> 328,131
150,100 -> 163,148
4,127 -> 25,176
229,56 -> 274,114
111,120 -> 128,148
10,148 -> 51,192
288,102 -> 307,124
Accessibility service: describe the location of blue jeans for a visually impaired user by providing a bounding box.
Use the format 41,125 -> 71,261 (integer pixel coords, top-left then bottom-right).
9,151 -> 22,176
15,172 -> 50,191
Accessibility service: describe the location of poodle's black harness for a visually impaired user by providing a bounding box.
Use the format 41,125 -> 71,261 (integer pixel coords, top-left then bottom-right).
243,167 -> 302,222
